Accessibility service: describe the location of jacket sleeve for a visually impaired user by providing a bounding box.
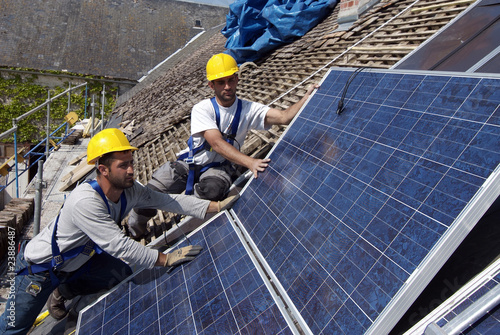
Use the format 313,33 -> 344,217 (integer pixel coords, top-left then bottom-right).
68,193 -> 159,269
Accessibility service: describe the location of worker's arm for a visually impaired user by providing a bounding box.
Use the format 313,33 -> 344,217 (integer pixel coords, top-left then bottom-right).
207,200 -> 220,213
203,128 -> 270,178
264,84 -> 319,126
135,184 -> 217,219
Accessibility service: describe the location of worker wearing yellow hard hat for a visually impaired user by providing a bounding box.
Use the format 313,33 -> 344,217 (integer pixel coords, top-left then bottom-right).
128,53 -> 320,232
0,128 -> 236,334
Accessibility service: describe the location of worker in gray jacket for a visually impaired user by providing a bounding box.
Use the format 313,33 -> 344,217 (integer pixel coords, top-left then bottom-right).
0,128 -> 229,335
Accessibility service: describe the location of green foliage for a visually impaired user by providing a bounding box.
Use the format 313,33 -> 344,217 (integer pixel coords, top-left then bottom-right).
0,72 -> 117,143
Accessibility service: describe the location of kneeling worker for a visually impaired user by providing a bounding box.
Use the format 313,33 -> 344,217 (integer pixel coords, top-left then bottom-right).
0,128 -> 229,334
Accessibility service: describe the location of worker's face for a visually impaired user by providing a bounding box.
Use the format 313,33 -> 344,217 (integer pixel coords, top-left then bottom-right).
103,151 -> 135,189
209,74 -> 238,107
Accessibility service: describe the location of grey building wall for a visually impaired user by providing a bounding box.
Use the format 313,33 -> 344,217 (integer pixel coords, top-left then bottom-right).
0,0 -> 228,80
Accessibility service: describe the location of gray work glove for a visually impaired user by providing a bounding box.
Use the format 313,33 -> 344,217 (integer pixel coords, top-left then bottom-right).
163,245 -> 203,267
218,194 -> 240,211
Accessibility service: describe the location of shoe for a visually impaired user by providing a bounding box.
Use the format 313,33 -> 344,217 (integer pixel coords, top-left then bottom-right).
47,288 -> 68,320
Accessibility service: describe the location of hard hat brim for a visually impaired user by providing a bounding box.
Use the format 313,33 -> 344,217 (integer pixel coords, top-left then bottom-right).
207,69 -> 239,81
87,145 -> 138,165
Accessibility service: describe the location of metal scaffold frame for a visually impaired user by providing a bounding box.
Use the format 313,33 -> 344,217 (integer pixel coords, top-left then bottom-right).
0,82 -> 89,197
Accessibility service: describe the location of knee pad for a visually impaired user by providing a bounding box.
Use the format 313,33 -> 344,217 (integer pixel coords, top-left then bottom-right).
135,207 -> 158,218
195,177 -> 229,201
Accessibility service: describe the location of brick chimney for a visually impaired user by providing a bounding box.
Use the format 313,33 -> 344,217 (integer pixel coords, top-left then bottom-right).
337,0 -> 381,30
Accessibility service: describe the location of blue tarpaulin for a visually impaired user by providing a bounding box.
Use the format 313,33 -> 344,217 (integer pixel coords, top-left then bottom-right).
222,0 -> 338,64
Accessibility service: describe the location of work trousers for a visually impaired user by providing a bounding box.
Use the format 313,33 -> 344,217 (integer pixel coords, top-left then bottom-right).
0,241 -> 132,334
127,160 -> 234,237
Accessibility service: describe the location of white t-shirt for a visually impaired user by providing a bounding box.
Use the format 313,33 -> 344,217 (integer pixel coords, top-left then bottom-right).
177,97 -> 270,165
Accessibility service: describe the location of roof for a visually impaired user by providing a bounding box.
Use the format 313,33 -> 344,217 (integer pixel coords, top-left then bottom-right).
111,3 -> 500,330
395,0 -> 500,72
111,1 -> 499,332
8,0 -> 496,333
114,0 -> 478,187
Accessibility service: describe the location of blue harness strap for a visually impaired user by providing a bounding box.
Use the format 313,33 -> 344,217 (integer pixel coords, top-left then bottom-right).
213,97 -> 242,146
181,98 -> 242,195
17,180 -> 127,287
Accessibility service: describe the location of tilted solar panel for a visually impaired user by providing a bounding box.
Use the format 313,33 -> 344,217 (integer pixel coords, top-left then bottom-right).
407,258 -> 500,335
231,68 -> 500,334
77,68 -> 499,335
77,212 -> 293,335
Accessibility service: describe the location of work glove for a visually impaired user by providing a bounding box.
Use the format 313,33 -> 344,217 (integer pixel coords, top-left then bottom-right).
218,194 -> 240,212
163,245 -> 203,268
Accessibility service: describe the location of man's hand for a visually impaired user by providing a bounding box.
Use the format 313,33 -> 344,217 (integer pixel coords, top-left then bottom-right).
203,128 -> 272,180
159,245 -> 203,268
305,83 -> 320,96
249,158 -> 271,178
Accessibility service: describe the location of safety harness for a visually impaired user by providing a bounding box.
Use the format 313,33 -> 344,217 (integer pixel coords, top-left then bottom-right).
178,97 -> 242,195
17,180 -> 127,287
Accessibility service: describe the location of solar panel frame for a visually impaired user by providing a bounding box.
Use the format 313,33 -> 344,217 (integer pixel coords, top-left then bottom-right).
230,208 -> 314,334
231,67 -> 500,334
405,258 -> 500,334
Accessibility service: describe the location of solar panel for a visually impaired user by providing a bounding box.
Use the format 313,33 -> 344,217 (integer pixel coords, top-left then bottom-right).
231,68 -> 500,334
76,212 -> 294,335
77,68 -> 500,335
406,258 -> 500,335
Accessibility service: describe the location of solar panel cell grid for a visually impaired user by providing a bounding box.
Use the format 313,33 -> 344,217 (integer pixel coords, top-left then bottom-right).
232,68 -> 500,334
77,213 -> 293,335
77,68 -> 499,335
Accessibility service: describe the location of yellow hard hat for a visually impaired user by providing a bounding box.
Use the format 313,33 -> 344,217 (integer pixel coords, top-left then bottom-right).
206,53 -> 239,81
87,128 -> 138,165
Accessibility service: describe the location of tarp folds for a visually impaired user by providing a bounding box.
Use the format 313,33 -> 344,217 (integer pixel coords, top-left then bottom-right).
222,0 -> 338,64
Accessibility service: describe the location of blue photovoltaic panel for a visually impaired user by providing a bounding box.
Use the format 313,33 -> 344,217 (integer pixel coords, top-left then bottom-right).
436,275 -> 500,334
76,212 -> 292,335
232,68 -> 500,334
77,68 -> 499,335
407,259 -> 500,334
